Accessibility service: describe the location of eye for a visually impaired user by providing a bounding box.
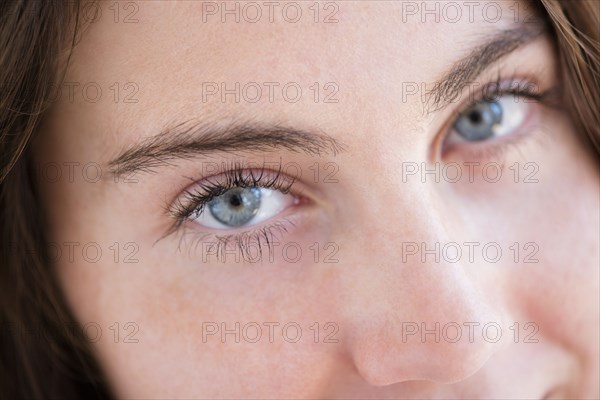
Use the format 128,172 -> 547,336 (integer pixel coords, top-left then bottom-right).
446,94 -> 530,146
167,166 -> 304,260
192,186 -> 296,229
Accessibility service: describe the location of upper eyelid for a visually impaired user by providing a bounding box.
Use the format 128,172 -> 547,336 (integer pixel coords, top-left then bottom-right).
185,165 -> 297,194
428,75 -> 541,130
452,77 -> 544,116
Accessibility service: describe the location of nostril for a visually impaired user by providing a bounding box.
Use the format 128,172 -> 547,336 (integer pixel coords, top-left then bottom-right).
412,335 -> 501,385
541,385 -> 569,399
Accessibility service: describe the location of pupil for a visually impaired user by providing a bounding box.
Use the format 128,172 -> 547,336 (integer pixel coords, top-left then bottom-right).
229,194 -> 242,207
468,110 -> 482,124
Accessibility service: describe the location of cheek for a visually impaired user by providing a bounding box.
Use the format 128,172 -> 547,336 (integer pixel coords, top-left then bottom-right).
439,114 -> 600,356
513,153 -> 599,354
84,259 -> 344,398
50,199 -> 342,397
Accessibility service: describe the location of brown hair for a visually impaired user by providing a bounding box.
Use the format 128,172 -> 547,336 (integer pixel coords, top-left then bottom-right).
540,0 -> 600,154
0,0 -> 598,398
0,1 -> 112,398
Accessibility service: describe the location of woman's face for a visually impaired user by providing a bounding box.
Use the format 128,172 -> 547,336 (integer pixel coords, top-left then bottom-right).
33,0 -> 599,397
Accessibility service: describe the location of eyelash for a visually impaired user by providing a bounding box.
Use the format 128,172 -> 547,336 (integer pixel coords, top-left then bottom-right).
173,162 -> 295,221
178,220 -> 297,263
167,162 -> 300,261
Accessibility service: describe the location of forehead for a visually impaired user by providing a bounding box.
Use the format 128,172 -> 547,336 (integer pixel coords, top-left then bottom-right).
75,1 -> 521,76
50,1 -> 534,149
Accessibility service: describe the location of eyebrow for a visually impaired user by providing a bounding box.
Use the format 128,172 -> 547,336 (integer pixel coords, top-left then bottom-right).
108,121 -> 345,177
424,22 -> 547,114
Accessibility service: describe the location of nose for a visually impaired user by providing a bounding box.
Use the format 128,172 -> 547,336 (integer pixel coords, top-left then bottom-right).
336,188 -> 504,386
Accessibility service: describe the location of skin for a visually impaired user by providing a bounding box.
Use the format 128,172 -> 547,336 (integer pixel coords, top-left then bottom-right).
33,0 -> 599,398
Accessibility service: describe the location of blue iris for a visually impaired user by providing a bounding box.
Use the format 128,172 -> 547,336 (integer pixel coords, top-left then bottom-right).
208,187 -> 262,227
454,100 -> 503,141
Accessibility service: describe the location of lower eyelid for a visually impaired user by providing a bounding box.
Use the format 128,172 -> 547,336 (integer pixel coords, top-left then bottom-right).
445,125 -> 540,165
177,215 -> 302,261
